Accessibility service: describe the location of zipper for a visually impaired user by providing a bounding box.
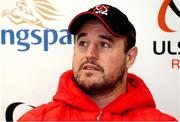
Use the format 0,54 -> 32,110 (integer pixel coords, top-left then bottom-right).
96,110 -> 102,121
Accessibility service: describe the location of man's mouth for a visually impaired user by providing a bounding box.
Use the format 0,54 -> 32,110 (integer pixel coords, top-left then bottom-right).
82,64 -> 100,71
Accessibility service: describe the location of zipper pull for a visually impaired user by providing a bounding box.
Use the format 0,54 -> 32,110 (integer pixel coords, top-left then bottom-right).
96,110 -> 102,121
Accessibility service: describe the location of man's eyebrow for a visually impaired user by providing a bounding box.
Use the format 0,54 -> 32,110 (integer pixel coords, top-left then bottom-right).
76,33 -> 87,40
99,35 -> 113,42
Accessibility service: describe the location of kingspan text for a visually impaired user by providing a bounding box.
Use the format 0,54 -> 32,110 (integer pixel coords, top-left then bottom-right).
0,29 -> 73,51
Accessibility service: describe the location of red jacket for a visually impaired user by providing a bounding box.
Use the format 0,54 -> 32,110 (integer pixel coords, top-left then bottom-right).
18,70 -> 177,121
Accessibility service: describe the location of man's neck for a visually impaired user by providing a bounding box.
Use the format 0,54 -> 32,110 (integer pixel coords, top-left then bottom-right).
90,77 -> 127,109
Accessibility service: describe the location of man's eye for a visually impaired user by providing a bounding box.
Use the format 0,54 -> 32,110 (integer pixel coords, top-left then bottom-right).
100,42 -> 111,48
79,41 -> 87,47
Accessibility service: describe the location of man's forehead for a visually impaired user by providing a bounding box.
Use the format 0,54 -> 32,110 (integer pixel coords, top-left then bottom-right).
75,32 -> 127,44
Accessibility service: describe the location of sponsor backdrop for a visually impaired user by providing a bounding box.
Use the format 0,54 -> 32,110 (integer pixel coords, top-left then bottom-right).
0,0 -> 179,121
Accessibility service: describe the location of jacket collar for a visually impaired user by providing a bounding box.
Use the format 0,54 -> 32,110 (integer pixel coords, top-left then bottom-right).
53,70 -> 155,113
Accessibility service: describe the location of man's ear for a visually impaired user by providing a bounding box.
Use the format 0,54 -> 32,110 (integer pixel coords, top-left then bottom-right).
126,46 -> 138,68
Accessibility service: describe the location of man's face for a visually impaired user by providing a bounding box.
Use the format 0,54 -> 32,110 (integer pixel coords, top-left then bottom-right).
72,19 -> 128,96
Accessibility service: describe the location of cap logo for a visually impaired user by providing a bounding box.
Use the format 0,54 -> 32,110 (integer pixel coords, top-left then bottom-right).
93,5 -> 109,16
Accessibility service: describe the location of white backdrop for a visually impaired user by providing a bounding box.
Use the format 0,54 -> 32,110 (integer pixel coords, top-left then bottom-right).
0,0 -> 179,121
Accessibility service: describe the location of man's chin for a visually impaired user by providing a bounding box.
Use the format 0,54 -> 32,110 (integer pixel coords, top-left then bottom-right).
77,76 -> 103,87
74,70 -> 104,88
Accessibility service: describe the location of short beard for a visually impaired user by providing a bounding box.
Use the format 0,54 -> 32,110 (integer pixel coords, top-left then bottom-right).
73,62 -> 126,97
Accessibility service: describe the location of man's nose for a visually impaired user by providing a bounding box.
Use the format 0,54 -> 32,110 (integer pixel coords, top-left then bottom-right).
85,44 -> 98,59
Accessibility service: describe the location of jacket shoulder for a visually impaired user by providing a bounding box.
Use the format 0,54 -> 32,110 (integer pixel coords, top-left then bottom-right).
17,101 -> 64,121
127,107 -> 177,121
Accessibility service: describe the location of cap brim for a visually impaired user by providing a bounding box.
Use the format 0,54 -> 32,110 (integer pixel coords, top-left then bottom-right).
68,12 -> 121,37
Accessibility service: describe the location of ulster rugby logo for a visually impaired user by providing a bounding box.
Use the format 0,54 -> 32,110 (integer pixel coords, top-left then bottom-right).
158,0 -> 180,32
93,4 -> 109,16
1,0 -> 60,28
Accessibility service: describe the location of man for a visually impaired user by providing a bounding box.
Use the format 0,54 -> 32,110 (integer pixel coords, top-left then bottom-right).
18,4 -> 177,121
